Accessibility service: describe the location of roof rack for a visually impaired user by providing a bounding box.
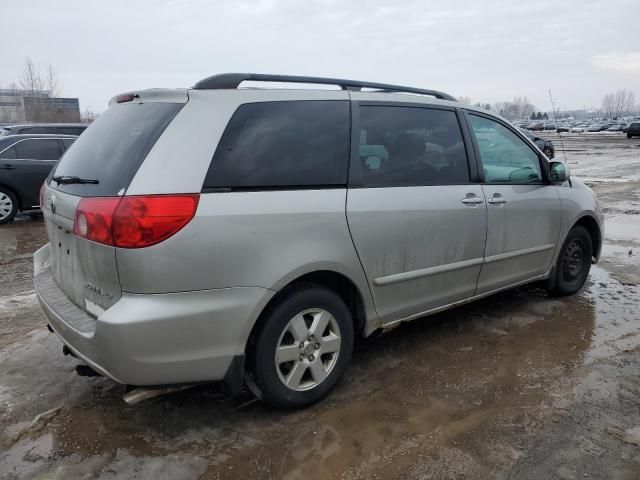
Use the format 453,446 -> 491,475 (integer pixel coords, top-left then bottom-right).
192,73 -> 457,101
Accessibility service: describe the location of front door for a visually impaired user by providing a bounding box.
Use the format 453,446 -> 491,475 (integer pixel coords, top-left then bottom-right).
465,112 -> 562,294
347,103 -> 487,323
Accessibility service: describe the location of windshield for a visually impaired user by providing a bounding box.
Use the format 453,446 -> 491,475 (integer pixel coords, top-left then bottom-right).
49,102 -> 183,197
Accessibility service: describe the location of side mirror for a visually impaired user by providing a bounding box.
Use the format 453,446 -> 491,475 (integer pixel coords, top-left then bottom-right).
549,161 -> 570,184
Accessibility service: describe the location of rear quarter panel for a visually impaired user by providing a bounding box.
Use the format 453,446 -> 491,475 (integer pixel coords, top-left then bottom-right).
115,189 -> 379,330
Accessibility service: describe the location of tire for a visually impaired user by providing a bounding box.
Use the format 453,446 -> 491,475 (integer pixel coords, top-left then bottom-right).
543,147 -> 553,158
248,284 -> 354,410
628,134 -> 632,139
0,187 -> 18,225
549,226 -> 593,296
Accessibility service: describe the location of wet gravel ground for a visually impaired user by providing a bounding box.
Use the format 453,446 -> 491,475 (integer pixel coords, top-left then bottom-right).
1,133 -> 639,479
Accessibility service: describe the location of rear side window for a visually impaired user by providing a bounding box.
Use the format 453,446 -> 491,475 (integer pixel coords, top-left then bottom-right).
203,101 -> 350,189
14,139 -> 62,160
50,102 -> 183,196
358,106 -> 469,187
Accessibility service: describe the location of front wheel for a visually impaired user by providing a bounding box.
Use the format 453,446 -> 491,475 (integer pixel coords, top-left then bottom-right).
248,285 -> 354,410
549,226 -> 593,296
0,188 -> 18,225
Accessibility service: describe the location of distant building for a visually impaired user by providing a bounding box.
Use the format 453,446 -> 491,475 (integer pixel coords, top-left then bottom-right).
0,88 -> 81,123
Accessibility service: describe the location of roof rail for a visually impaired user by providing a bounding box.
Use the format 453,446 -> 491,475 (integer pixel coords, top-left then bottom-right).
192,73 -> 457,101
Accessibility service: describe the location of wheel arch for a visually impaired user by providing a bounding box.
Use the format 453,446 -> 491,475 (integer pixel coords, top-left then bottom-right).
571,214 -> 602,262
246,269 -> 372,358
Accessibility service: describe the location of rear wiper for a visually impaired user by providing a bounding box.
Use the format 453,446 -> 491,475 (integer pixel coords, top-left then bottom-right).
51,175 -> 99,185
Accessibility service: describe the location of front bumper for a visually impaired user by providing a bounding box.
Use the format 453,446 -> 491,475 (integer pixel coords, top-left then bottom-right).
33,243 -> 274,386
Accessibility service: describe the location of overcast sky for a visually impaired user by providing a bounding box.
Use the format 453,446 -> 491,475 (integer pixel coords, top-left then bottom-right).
2,0 -> 639,113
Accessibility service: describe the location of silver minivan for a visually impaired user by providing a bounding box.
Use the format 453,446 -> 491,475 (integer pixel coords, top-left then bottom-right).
34,74 -> 604,409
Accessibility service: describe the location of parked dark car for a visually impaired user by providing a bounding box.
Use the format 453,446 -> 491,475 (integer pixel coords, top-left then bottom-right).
627,123 -> 640,138
0,134 -> 77,224
0,123 -> 87,137
520,129 -> 555,158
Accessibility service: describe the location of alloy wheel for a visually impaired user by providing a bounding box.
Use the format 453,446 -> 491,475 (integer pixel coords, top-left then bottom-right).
0,193 -> 13,221
274,308 -> 341,391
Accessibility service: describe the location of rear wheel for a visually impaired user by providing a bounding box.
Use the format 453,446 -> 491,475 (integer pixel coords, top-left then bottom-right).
0,188 -> 18,225
550,226 -> 592,296
248,285 -> 354,410
543,147 -> 553,158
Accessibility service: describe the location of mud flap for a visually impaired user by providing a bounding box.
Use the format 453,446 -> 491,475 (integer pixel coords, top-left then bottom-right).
223,355 -> 245,398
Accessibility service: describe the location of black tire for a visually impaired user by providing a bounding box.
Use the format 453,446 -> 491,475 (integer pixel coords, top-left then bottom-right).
543,147 -> 553,158
550,226 -> 592,296
248,284 -> 354,410
0,187 -> 18,225
628,134 -> 632,139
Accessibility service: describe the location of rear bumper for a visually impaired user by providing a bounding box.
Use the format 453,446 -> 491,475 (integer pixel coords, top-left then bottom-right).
33,243 -> 274,386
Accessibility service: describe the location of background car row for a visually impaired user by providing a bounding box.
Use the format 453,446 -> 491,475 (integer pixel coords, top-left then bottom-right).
0,123 -> 86,224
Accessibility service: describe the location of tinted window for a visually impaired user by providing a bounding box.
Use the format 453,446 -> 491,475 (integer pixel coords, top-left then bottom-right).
0,146 -> 17,159
203,101 -> 349,189
469,114 -> 542,183
14,139 -> 62,160
358,106 -> 469,187
50,102 -> 183,196
62,138 -> 76,149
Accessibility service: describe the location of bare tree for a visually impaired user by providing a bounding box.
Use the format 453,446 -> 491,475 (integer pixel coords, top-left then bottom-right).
18,58 -> 44,94
46,64 -> 61,98
493,97 -> 536,120
81,107 -> 99,123
602,90 -> 636,118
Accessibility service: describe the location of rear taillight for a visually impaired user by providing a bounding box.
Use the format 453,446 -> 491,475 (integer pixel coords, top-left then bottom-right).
73,194 -> 199,248
39,183 -> 45,208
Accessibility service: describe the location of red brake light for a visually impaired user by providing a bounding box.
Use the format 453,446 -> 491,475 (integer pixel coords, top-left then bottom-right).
73,194 -> 199,248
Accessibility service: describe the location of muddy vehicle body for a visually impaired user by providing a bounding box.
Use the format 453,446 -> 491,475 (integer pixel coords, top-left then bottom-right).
34,74 -> 604,409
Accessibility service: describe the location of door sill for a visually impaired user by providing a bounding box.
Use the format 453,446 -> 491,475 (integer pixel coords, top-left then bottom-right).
380,272 -> 549,331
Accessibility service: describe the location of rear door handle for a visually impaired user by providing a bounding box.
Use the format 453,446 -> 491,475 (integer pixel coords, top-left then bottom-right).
0,164 -> 15,170
461,196 -> 484,205
488,196 -> 507,204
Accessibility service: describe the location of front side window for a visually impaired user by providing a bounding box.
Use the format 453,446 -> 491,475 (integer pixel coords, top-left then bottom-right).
203,101 -> 350,189
14,139 -> 62,160
469,114 -> 542,183
358,106 -> 469,187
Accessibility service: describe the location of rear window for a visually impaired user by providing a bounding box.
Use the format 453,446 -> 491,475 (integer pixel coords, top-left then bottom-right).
203,101 -> 350,190
49,102 -> 182,196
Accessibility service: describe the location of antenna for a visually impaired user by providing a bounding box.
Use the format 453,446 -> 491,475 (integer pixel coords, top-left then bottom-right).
548,89 -> 567,163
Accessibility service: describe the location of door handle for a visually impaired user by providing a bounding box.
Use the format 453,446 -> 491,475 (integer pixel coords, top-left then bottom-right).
488,196 -> 507,204
461,196 -> 484,205
0,164 -> 15,170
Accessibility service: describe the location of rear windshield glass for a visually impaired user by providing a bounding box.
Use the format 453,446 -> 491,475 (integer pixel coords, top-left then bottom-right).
49,102 -> 183,196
